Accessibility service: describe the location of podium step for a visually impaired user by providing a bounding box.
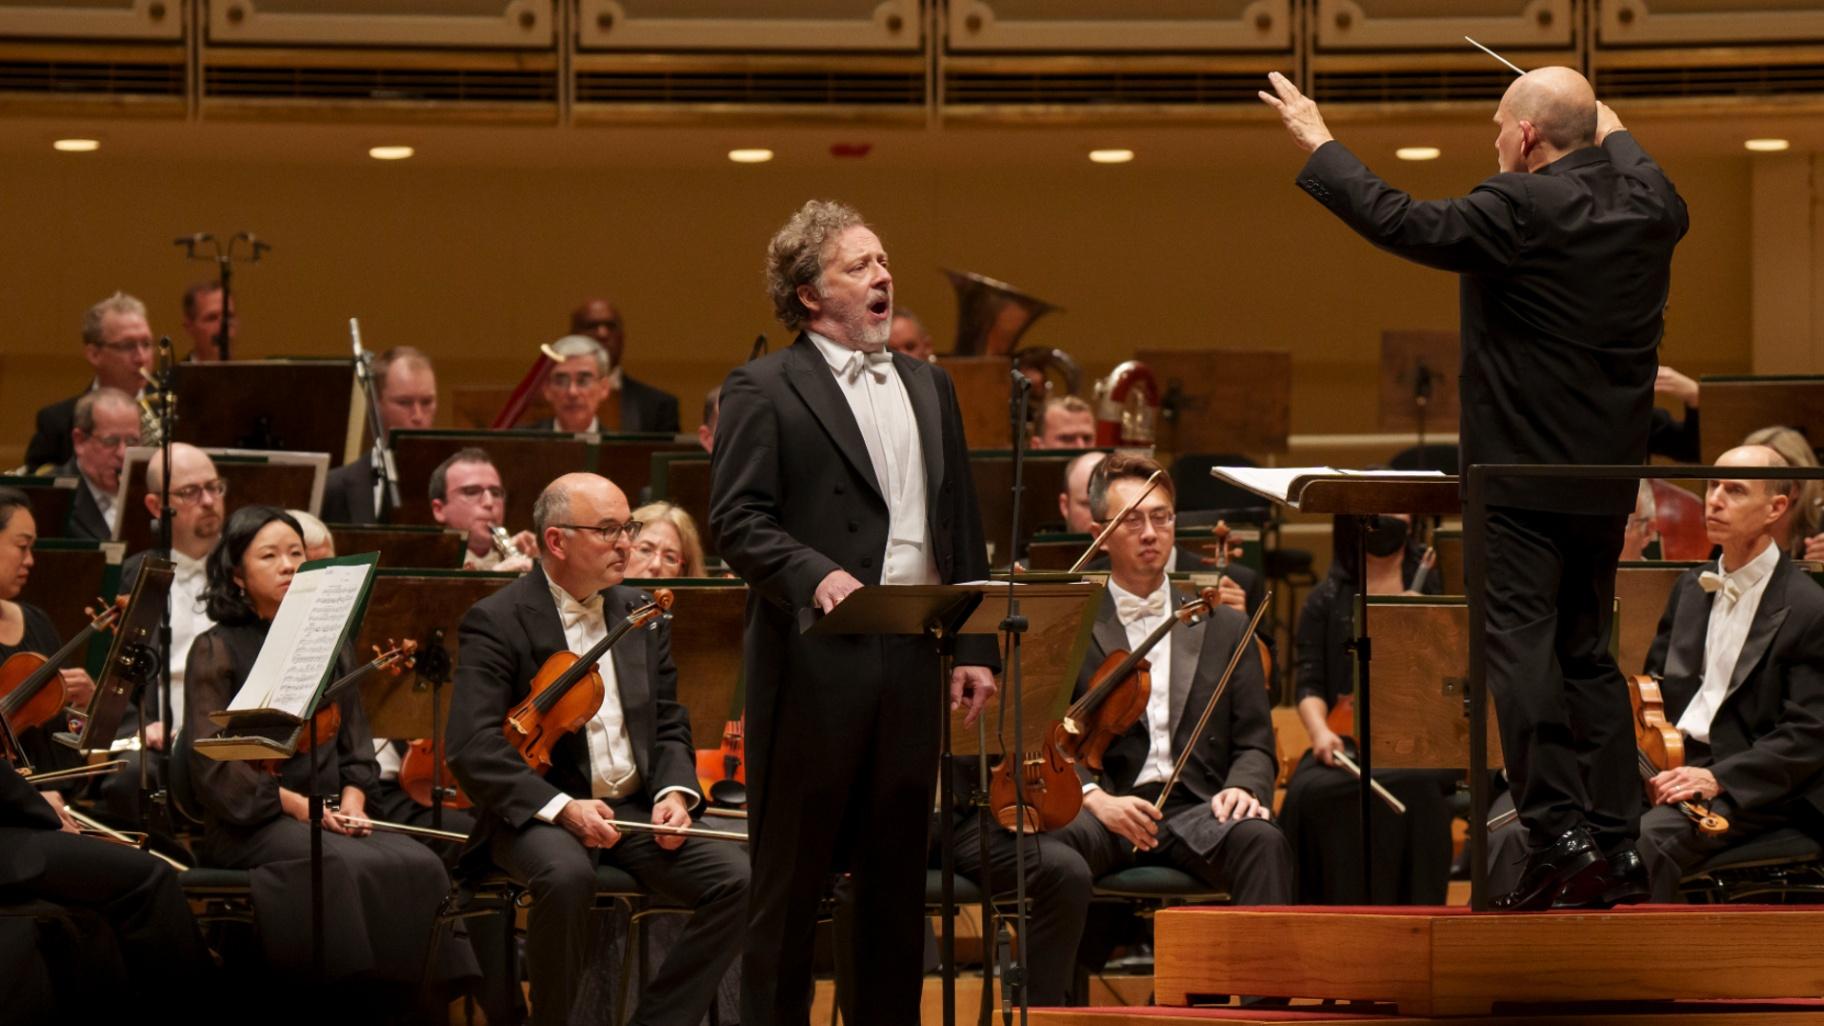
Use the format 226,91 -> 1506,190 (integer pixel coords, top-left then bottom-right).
1027,1001 -> 1824,1026
1152,905 -> 1824,1017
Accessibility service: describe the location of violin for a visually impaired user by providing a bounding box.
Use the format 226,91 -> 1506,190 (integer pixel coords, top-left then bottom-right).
1628,673 -> 1728,836
505,589 -> 674,775
987,586 -> 1222,833
272,639 -> 418,771
1196,521 -> 1274,683
694,713 -> 746,806
0,598 -> 123,736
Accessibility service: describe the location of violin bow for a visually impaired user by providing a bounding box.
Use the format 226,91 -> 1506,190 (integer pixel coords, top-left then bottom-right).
1068,469 -> 1165,574
1151,590 -> 1273,812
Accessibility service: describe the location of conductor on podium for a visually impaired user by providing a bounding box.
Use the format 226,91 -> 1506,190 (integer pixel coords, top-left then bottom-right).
1262,66 -> 1688,909
711,199 -> 1000,1025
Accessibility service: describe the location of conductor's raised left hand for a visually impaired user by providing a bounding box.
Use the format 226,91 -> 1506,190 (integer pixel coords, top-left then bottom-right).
951,665 -> 997,727
1259,72 -> 1334,153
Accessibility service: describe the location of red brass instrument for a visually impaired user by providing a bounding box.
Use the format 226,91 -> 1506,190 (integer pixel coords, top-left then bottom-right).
1091,360 -> 1161,446
490,342 -> 566,430
988,587 -> 1223,833
0,598 -> 123,736
1629,673 -> 1728,836
944,269 -> 1061,357
1647,479 -> 1711,561
505,590 -> 674,775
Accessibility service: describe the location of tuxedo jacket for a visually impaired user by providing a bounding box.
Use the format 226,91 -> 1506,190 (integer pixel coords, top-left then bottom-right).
24,393 -> 80,472
54,459 -> 109,541
1074,583 -> 1277,856
526,372 -> 680,435
0,760 -> 61,888
445,565 -> 697,857
321,451 -> 382,526
1644,555 -> 1824,817
1297,134 -> 1688,514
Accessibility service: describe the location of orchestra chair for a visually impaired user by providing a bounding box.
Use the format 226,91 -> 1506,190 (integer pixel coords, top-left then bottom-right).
1679,828 -> 1824,905
165,731 -> 258,936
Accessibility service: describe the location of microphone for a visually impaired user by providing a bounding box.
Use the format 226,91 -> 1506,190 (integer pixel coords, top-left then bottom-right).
172,232 -> 212,248
1413,358 -> 1433,409
156,336 -> 173,376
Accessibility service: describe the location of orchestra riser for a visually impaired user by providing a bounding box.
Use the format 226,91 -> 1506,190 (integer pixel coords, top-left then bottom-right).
1025,1004 -> 1824,1026
810,974 -> 1157,1025
1146,905 -> 1824,1018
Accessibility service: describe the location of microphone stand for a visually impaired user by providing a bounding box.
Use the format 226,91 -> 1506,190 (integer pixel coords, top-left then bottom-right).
349,319 -> 403,519
174,231 -> 270,361
1413,358 -> 1432,451
145,338 -> 177,834
997,370 -> 1035,1025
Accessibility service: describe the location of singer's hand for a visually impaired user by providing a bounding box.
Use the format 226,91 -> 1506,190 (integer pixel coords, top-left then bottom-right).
813,569 -> 864,614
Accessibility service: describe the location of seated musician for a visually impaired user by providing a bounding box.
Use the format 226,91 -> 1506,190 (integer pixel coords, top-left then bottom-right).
178,280 -> 236,363
560,300 -> 683,433
184,506 -> 478,999
58,388 -> 141,542
1744,425 -> 1824,562
429,447 -> 535,573
289,509 -> 334,562
445,472 -> 747,1026
0,489 -> 97,782
24,291 -> 154,473
1623,481 -> 1658,561
1058,452 -> 1292,911
1029,395 -> 1096,450
627,501 -> 707,579
322,346 -> 438,525
1632,444 -> 1824,901
1057,451 -> 1104,534
888,306 -> 935,362
698,387 -> 720,454
1277,513 -> 1455,904
0,758 -> 211,1011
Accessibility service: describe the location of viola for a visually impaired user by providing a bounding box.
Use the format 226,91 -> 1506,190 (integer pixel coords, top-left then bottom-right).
0,598 -> 123,736
694,713 -> 746,806
505,590 -> 674,775
1628,673 -> 1727,836
1195,521 -> 1274,683
399,737 -> 472,809
987,587 -> 1222,833
273,639 -> 417,771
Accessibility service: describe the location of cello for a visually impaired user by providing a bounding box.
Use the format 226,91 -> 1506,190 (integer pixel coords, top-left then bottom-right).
505,589 -> 674,775
987,587 -> 1223,833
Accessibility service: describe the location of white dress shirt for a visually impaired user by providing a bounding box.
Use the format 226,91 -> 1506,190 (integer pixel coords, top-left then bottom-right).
808,332 -> 936,586
1678,541 -> 1781,744
534,580 -> 697,823
83,474 -> 118,536
1095,577 -> 1175,790
160,548 -> 215,730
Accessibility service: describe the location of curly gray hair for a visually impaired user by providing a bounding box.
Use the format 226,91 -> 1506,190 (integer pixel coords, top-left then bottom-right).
765,200 -> 869,333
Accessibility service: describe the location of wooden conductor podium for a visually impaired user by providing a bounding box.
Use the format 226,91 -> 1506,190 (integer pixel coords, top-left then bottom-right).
116,447 -> 329,553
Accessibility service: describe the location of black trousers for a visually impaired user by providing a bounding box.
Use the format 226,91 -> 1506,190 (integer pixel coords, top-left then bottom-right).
0,827 -> 211,1004
1472,506 -> 1637,851
491,805 -> 749,1026
950,813 -> 1093,1006
743,636 -> 942,1026
1051,805 -> 1294,906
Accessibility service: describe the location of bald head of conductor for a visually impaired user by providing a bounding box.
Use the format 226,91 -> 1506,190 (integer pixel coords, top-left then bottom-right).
1261,65 -> 1622,170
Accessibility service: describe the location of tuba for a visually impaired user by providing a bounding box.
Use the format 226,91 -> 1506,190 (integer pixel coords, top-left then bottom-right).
945,269 -> 1061,357
1091,360 -> 1161,447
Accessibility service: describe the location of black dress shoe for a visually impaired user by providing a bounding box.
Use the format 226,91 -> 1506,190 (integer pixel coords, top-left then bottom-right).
1492,827 -> 1609,912
1556,848 -> 1651,909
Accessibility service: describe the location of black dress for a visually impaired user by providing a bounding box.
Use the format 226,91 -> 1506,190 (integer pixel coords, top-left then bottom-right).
184,620 -> 478,987
0,602 -> 88,785
1277,557 -> 1456,905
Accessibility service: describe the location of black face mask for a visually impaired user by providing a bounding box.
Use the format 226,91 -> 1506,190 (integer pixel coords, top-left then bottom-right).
1363,516 -> 1409,558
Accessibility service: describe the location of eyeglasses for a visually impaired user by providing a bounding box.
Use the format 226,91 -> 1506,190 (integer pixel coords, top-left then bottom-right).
452,484 -> 507,502
84,433 -> 141,450
170,479 -> 228,505
634,541 -> 684,570
556,520 -> 642,543
92,339 -> 154,354
549,372 -> 601,392
1111,509 -> 1175,533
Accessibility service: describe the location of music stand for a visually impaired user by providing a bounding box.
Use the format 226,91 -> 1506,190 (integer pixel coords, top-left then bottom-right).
1213,467 -> 1459,902
58,557 -> 174,755
1361,597 -> 1504,770
170,359 -> 363,466
21,539 -> 126,674
0,475 -> 77,539
1377,330 -> 1459,445
116,447 -> 329,552
1136,349 -> 1291,457
807,580 -> 1100,1026
648,453 -> 713,558
639,581 -> 748,749
1697,375 -> 1824,462
328,525 -> 467,569
968,450 -> 1082,569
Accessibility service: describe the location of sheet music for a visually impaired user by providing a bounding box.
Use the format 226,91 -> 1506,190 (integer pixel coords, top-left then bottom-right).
227,560 -> 374,718
1212,466 -> 1449,509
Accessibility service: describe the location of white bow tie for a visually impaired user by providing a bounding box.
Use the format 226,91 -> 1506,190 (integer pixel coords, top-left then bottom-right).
1115,591 -> 1166,626
1698,570 -> 1741,606
557,592 -> 605,633
842,348 -> 894,384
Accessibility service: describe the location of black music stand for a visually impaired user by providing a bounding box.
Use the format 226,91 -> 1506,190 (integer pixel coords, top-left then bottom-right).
1213,468 -> 1459,902
807,581 -> 1099,1026
58,558 -> 175,755
169,359 -> 363,466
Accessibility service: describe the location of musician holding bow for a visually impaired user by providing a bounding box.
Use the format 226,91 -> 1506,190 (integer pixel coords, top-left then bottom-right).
445,472 -> 747,1026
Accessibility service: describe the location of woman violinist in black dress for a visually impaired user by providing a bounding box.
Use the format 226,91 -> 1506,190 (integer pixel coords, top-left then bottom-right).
0,487 -> 97,793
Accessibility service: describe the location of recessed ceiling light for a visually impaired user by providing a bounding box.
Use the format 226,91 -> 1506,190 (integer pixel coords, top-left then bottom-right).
1089,148 -> 1135,164
1396,146 -> 1441,161
1745,138 -> 1791,153
368,145 -> 415,160
53,138 -> 100,153
728,148 -> 774,164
